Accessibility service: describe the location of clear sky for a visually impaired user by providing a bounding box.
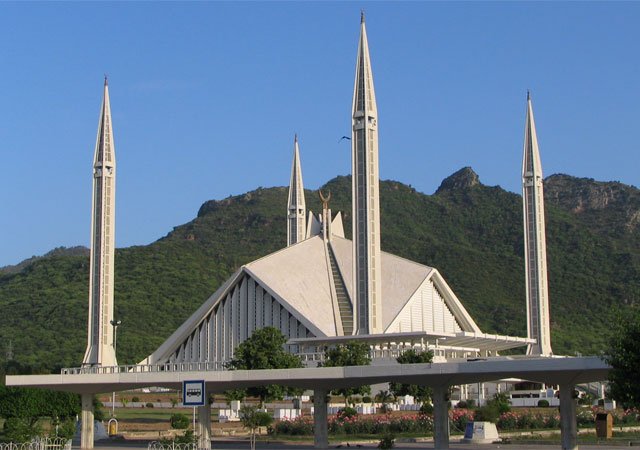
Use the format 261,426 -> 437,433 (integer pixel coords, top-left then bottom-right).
1,1 -> 638,267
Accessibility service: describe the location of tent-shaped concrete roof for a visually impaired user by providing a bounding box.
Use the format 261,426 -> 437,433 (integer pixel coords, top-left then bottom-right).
145,233 -> 495,365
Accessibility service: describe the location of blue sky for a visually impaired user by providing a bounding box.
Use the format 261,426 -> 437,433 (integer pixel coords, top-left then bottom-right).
1,2 -> 638,267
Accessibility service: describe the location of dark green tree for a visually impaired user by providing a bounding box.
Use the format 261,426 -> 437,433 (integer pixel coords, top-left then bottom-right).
170,413 -> 190,429
389,349 -> 433,403
320,341 -> 371,399
606,308 -> 640,408
0,386 -> 80,441
375,389 -> 395,413
226,327 -> 302,405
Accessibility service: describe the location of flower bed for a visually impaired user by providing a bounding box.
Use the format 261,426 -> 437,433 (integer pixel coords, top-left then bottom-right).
270,413 -> 434,436
269,407 -> 640,437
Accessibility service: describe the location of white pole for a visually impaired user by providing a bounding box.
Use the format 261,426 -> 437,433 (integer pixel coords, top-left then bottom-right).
110,320 -> 120,418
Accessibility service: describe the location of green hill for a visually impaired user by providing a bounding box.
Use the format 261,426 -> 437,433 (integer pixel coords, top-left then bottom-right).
0,169 -> 638,371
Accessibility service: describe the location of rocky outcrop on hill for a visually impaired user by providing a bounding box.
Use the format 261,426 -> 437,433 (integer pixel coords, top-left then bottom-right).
545,174 -> 640,233
435,167 -> 481,193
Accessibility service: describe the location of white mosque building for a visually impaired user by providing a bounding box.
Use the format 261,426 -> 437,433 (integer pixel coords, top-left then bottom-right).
137,14 -> 550,369
7,15 -> 608,450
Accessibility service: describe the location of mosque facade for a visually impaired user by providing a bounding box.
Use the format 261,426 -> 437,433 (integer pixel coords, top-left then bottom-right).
139,15 -> 549,368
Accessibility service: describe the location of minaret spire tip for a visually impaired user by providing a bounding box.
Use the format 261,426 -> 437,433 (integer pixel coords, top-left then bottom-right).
104,75 -> 108,87
527,89 -> 530,101
361,10 -> 365,23
287,134 -> 306,247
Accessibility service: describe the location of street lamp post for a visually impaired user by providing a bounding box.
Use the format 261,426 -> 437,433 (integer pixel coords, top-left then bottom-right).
110,319 -> 122,418
110,319 -> 122,356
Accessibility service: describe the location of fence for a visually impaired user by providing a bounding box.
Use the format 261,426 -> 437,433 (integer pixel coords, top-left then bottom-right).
147,441 -> 197,450
0,438 -> 71,450
61,361 -> 226,375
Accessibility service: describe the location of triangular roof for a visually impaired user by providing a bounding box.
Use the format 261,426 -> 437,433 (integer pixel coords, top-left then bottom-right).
245,236 -> 337,336
143,234 -> 485,365
329,236 -> 439,331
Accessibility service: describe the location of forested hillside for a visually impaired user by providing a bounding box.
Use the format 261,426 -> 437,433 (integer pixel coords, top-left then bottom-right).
0,169 -> 638,371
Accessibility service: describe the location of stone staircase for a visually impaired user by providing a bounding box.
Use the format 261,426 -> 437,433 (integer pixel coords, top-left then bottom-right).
328,244 -> 353,335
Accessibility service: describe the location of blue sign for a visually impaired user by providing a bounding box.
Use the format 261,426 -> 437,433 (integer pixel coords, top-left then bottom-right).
464,422 -> 474,439
183,380 -> 205,406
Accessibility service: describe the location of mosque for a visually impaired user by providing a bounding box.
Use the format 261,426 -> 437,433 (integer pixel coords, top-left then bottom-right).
84,13 -> 551,372
10,14 -> 609,450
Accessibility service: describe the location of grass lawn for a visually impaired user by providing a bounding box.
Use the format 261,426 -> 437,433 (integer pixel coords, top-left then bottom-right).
505,430 -> 640,445
112,407 -> 193,421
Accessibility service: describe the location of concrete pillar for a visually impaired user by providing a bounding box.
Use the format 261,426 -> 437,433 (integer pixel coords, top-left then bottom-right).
433,385 -> 450,450
559,384 -> 578,450
197,404 -> 212,450
80,393 -> 94,449
313,388 -> 329,449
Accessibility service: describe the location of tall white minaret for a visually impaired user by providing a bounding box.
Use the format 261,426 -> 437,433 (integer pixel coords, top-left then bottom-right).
83,78 -> 118,367
352,12 -> 382,335
287,134 -> 306,246
522,92 -> 552,356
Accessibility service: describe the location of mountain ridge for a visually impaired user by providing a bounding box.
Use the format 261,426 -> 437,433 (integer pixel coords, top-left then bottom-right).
1,169 -> 638,370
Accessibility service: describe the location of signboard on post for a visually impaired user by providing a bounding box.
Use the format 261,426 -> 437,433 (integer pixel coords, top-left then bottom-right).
183,380 -> 206,406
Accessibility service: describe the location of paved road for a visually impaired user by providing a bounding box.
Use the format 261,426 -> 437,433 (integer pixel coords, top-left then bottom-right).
84,438 -> 639,450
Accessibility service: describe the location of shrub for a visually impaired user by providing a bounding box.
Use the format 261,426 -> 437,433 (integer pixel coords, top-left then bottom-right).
270,416 -> 313,436
93,396 -> 106,421
420,403 -> 433,415
537,399 -> 550,407
578,393 -> 594,406
379,404 -> 392,414
576,409 -> 595,427
450,409 -> 473,432
378,433 -> 395,449
175,430 -> 196,444
145,402 -> 154,408
56,419 -> 77,440
273,412 -> 441,437
457,400 -> 468,409
131,396 -> 140,402
545,414 -> 560,428
474,404 -> 500,423
3,418 -> 41,442
170,413 -> 190,429
160,429 -> 195,445
621,409 -> 640,424
336,407 -> 358,421
363,396 -> 372,404
490,393 -> 511,414
497,411 -> 518,430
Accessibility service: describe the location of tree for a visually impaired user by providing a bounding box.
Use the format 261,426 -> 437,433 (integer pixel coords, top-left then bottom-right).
239,405 -> 273,450
226,327 -> 303,405
170,413 -> 190,429
320,341 -> 371,399
375,390 -> 395,413
0,385 -> 80,441
474,392 -> 511,423
224,389 -> 246,404
606,308 -> 640,408
389,349 -> 433,403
